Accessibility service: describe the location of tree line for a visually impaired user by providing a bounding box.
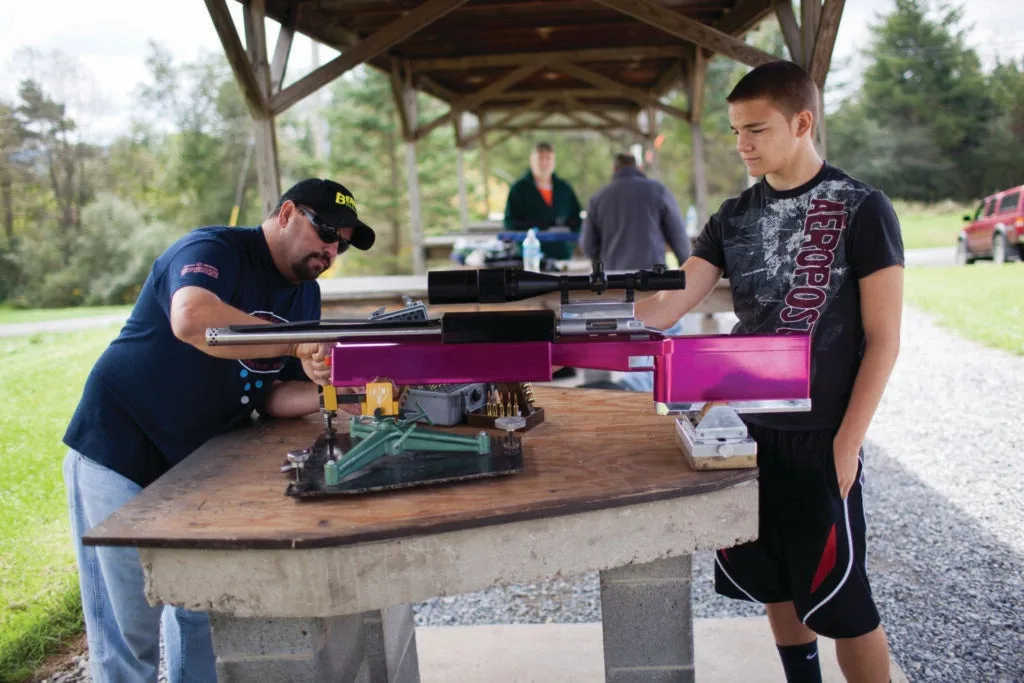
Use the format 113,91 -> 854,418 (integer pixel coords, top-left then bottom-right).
1,0 -> 1022,308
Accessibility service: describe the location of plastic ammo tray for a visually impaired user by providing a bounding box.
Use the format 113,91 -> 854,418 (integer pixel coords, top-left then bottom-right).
402,383 -> 489,426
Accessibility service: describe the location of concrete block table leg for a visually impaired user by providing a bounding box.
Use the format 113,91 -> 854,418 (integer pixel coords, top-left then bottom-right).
363,604 -> 421,683
210,613 -> 371,682
599,554 -> 695,683
209,605 -> 420,683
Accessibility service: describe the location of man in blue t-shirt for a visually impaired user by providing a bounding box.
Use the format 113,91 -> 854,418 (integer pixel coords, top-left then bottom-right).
62,178 -> 376,683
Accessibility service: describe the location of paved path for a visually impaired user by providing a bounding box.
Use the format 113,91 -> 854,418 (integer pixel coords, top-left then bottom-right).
0,314 -> 127,338
904,246 -> 954,267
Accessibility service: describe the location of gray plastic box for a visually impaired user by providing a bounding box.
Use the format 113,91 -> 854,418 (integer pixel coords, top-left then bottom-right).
404,383 -> 489,426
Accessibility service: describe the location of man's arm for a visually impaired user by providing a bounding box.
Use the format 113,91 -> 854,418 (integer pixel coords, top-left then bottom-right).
170,286 -> 313,361
634,256 -> 723,330
833,265 -> 903,497
263,381 -> 320,417
660,187 -> 692,265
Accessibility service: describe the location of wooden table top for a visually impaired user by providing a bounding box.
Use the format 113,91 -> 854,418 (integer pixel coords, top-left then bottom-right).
84,386 -> 755,551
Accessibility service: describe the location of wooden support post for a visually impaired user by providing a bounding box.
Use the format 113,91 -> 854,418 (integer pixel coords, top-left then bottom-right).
454,113 -> 469,231
269,24 -> 294,93
686,48 -> 708,230
405,142 -> 425,274
801,0 -> 822,66
808,0 -> 844,157
775,0 -> 803,62
815,92 -> 828,157
691,120 -> 708,230
645,106 -> 660,179
389,65 -> 425,273
478,113 -> 491,218
205,0 -> 264,117
243,0 -> 280,217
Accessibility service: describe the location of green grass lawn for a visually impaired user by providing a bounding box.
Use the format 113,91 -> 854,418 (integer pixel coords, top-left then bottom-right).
0,305 -> 132,326
905,264 -> 1024,355
0,326 -> 120,682
894,201 -> 973,250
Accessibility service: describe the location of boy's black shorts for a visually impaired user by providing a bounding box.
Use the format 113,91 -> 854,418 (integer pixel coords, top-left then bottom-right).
714,422 -> 881,639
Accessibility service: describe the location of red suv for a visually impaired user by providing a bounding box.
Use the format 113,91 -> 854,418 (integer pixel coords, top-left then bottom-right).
957,185 -> 1024,264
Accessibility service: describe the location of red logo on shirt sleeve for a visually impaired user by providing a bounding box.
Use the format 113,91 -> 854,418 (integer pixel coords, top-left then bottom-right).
180,263 -> 219,279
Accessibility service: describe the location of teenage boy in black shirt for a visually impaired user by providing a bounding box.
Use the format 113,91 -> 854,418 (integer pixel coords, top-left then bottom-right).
636,61 -> 903,683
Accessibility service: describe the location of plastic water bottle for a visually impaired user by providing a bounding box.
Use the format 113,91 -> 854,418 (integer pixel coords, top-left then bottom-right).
522,227 -> 542,272
685,205 -> 699,237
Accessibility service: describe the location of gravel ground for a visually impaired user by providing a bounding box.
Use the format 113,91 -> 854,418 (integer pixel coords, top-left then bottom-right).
416,306 -> 1024,682
37,306 -> 1024,682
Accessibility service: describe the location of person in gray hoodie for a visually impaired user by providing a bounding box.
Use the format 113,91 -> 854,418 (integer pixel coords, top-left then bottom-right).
580,153 -> 693,392
580,153 -> 691,271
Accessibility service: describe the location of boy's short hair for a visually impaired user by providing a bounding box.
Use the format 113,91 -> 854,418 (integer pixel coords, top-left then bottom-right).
534,141 -> 553,153
726,61 -> 819,127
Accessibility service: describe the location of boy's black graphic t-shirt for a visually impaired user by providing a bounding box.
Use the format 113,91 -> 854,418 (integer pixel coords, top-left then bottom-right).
693,163 -> 904,430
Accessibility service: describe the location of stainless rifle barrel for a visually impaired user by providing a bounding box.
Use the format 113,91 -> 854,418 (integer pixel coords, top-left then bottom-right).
206,326 -> 440,346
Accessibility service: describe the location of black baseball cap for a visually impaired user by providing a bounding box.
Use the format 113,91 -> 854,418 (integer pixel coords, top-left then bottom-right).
278,178 -> 376,250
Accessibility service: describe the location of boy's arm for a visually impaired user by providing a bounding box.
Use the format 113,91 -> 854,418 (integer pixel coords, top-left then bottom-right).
634,256 -> 723,330
833,265 -> 903,498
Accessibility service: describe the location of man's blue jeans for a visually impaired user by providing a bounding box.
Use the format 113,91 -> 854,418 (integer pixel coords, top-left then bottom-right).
64,449 -> 216,683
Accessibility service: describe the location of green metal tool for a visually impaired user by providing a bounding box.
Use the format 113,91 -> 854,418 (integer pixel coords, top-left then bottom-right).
331,412 -> 492,480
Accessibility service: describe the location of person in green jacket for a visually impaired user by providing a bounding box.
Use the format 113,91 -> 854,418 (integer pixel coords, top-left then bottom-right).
503,141 -> 583,261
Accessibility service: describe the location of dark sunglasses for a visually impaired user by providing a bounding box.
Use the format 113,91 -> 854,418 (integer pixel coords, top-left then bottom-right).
297,206 -> 352,253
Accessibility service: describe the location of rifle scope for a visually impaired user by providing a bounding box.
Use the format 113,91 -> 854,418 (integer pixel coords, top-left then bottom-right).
428,263 -> 685,305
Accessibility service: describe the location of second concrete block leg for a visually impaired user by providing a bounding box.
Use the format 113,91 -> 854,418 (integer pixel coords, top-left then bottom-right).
599,554 -> 695,683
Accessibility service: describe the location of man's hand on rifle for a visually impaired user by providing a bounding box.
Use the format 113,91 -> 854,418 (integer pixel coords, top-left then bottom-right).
294,342 -> 333,386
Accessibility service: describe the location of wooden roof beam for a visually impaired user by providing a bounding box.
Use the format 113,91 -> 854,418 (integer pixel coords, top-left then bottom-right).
591,0 -> 777,68
462,97 -> 551,147
801,0 -> 822,65
713,0 -> 776,37
652,59 -> 686,96
489,112 -> 553,147
562,95 -> 646,137
270,0 -> 470,115
774,0 -> 803,61
413,60 -> 546,140
809,0 -> 844,89
407,45 -> 687,71
494,123 -> 616,133
683,46 -> 707,124
550,60 -> 689,121
389,61 -> 414,141
205,0 -> 266,116
484,89 -> 634,102
269,24 -> 294,93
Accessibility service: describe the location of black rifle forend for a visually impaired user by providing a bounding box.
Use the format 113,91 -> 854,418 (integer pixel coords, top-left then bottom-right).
428,266 -> 685,304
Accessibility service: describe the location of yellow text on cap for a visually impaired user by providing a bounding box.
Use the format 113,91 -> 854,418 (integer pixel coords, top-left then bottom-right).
335,193 -> 357,211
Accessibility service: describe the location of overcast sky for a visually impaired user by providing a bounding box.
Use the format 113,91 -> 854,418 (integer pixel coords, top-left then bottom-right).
1,0 -> 1021,141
